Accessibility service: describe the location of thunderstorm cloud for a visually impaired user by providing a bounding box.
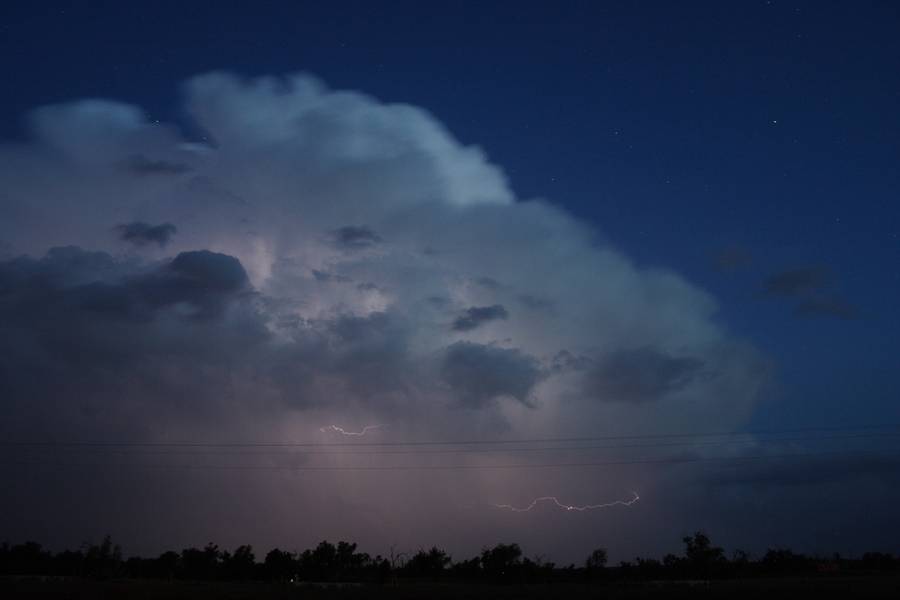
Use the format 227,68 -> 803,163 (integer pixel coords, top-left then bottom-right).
0,72 -> 774,560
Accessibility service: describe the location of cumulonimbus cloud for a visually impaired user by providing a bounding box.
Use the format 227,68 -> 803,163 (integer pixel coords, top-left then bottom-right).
0,71 -> 770,437
0,72 -> 775,559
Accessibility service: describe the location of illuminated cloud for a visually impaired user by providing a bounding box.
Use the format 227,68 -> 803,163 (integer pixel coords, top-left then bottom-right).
0,72 -> 772,559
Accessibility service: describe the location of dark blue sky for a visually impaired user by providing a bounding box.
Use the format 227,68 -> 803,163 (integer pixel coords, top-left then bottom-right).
2,0 -> 898,429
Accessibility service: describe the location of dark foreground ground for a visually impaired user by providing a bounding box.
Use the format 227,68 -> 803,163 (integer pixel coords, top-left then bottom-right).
3,577 -> 900,600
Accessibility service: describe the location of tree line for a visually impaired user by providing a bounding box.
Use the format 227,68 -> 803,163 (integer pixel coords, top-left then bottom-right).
1,533 -> 898,583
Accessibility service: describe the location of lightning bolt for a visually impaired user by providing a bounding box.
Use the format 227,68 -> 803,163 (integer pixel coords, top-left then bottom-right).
492,491 -> 640,512
319,425 -> 383,436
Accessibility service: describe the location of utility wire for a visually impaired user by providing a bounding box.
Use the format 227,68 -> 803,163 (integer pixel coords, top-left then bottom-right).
2,449 -> 898,472
2,423 -> 899,449
7,431 -> 899,456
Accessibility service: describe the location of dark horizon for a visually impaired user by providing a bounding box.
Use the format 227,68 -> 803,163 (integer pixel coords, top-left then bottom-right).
4,530 -> 899,580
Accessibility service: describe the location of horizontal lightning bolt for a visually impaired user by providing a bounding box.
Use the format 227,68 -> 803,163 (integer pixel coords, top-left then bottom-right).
493,491 -> 640,512
319,425 -> 382,436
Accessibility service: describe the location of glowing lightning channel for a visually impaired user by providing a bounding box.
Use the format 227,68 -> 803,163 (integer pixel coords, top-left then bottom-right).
319,425 -> 383,437
492,491 -> 640,513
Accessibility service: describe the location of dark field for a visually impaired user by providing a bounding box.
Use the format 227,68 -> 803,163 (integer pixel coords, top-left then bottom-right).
4,577 -> 900,600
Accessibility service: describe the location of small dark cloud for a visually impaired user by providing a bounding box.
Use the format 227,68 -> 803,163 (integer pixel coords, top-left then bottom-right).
165,250 -> 248,292
328,311 -> 394,344
761,266 -> 857,319
312,269 -> 351,283
550,349 -> 592,373
763,267 -> 829,296
320,311 -> 412,398
794,296 -> 858,320
474,277 -> 502,290
426,295 -> 450,308
126,154 -> 191,175
583,347 -> 704,403
356,282 -> 379,292
2,247 -> 246,325
0,247 -> 255,353
331,225 -> 382,249
452,304 -> 509,331
713,246 -> 752,271
441,342 -> 541,408
518,294 -> 554,311
116,221 -> 178,247
134,250 -> 250,318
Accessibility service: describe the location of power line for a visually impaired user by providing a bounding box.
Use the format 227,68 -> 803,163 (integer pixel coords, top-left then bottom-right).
2,449 -> 898,472
2,423 -> 899,449
8,431 -> 899,456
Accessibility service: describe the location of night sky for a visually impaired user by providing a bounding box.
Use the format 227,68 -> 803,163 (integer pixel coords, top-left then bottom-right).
1,1 -> 899,563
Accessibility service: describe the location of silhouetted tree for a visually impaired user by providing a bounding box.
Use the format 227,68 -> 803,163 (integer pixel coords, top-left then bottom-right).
663,553 -> 682,570
1,542 -> 52,575
180,543 -> 221,580
450,556 -> 481,579
730,549 -> 751,577
634,557 -> 664,580
82,535 -> 122,579
264,548 -> 296,582
682,531 -> 725,577
53,549 -> 85,577
300,540 -> 337,580
480,543 -> 522,580
221,544 -> 255,580
862,552 -> 898,573
4,532 -> 900,585
335,540 -> 369,577
762,548 -> 809,575
521,555 -> 555,582
585,548 -> 608,570
583,547 -> 608,582
371,555 -> 392,583
156,550 -> 179,579
404,546 -> 451,579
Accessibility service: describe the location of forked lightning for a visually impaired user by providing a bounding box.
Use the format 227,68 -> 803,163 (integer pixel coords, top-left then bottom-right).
493,491 -> 640,512
319,425 -> 382,436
